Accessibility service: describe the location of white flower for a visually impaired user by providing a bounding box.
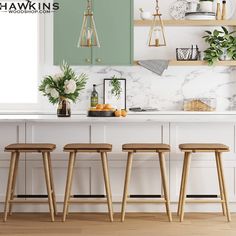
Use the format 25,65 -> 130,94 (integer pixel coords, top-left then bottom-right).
50,88 -> 59,99
45,85 -> 52,94
64,80 -> 77,94
53,73 -> 63,82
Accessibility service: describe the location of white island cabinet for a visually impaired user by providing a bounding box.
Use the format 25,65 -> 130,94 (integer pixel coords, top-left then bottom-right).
0,114 -> 235,212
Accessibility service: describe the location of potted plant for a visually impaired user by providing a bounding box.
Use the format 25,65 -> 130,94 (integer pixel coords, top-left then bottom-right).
39,61 -> 88,117
202,26 -> 236,65
199,0 -> 214,12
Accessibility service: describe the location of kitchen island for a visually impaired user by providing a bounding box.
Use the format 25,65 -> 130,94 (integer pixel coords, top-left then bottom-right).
0,112 -> 236,213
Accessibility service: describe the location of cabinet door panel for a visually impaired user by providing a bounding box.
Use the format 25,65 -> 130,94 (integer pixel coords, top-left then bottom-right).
54,0 -> 91,65
26,122 -> 90,153
170,160 -> 235,202
25,160 -> 90,200
91,123 -> 165,154
93,0 -> 133,65
91,161 -> 164,200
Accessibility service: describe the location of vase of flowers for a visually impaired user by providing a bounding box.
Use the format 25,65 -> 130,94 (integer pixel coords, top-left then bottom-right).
39,61 -> 88,117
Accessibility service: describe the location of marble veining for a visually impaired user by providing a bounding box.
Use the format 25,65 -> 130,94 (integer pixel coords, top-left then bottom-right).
40,65 -> 236,112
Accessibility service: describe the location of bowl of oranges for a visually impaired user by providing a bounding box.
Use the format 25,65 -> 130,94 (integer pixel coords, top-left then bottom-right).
88,104 -> 127,117
88,104 -> 115,117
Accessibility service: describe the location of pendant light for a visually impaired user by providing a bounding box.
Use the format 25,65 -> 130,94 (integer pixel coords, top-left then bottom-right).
78,0 -> 100,48
148,0 -> 166,47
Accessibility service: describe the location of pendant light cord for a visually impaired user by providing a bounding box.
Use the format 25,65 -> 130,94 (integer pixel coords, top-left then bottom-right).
87,0 -> 92,13
155,0 -> 160,15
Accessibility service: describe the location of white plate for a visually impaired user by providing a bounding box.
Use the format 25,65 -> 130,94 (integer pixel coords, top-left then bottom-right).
213,0 -> 235,19
170,0 -> 189,20
185,15 -> 216,20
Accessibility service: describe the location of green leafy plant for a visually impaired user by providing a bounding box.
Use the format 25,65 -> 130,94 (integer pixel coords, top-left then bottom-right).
110,76 -> 122,99
202,26 -> 236,65
39,61 -> 88,104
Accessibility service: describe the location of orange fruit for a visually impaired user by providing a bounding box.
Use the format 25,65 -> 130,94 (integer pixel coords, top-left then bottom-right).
115,110 -> 121,117
121,109 -> 127,117
104,104 -> 112,110
96,104 -> 104,110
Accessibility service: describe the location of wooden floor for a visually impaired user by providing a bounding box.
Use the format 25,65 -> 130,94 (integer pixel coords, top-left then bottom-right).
0,213 -> 236,236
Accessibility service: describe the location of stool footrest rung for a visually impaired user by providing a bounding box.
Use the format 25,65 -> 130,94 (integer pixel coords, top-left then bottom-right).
185,199 -> 224,203
9,199 -> 49,204
68,199 -> 108,204
127,198 -> 167,204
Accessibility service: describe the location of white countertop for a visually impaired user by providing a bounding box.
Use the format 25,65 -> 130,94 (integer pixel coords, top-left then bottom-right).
0,112 -> 236,122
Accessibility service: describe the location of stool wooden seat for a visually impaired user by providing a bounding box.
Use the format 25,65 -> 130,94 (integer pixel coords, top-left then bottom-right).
62,143 -> 113,222
121,143 -> 172,222
3,143 -> 57,222
64,143 -> 112,152
178,143 -> 231,222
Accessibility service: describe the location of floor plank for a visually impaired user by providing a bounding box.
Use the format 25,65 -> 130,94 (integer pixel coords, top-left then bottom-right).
0,213 -> 235,236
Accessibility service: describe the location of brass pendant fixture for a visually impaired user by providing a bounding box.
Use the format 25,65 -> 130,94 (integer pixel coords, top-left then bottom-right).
78,0 -> 100,48
148,0 -> 166,47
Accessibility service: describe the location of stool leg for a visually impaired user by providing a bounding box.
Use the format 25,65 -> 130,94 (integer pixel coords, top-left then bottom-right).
121,152 -> 133,222
47,152 -> 57,216
215,152 -> 226,216
180,152 -> 191,222
217,152 -> 231,222
62,152 -> 76,222
42,152 -> 55,222
177,152 -> 187,216
9,152 -> 20,216
159,152 -> 172,222
101,152 -> 113,222
3,152 -> 17,222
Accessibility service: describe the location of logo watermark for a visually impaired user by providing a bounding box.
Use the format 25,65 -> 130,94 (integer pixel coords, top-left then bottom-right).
0,0 -> 60,14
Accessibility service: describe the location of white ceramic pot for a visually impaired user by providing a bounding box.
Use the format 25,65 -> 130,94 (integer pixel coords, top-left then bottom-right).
219,48 -> 231,61
140,11 -> 152,20
200,1 -> 213,12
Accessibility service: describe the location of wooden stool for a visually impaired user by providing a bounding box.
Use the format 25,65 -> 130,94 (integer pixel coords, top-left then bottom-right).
121,143 -> 172,222
178,143 -> 231,222
4,143 -> 57,222
62,143 -> 113,222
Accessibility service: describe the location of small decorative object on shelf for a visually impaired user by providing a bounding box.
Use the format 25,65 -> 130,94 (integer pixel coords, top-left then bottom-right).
183,98 -> 216,111
221,0 -> 227,20
203,26 -> 236,65
176,45 -> 200,61
78,0 -> 100,48
199,0 -> 214,12
103,77 -> 126,110
148,0 -> 166,47
139,8 -> 152,20
216,0 -> 222,20
169,0 -> 189,20
39,61 -> 88,117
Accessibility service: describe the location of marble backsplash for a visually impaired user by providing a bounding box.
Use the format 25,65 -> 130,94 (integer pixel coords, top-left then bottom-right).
41,65 -> 236,111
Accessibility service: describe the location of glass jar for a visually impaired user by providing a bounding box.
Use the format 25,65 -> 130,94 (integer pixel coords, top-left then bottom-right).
57,97 -> 71,117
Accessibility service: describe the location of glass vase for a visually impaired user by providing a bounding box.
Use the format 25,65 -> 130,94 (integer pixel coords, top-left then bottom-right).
57,97 -> 71,117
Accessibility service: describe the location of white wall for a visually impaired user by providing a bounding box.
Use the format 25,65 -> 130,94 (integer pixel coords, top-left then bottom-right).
39,0 -> 236,112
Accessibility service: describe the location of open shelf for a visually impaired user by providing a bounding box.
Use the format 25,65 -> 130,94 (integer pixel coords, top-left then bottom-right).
134,60 -> 236,66
134,20 -> 236,27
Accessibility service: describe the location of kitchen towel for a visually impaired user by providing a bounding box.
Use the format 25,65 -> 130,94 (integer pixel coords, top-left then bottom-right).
138,60 -> 169,76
